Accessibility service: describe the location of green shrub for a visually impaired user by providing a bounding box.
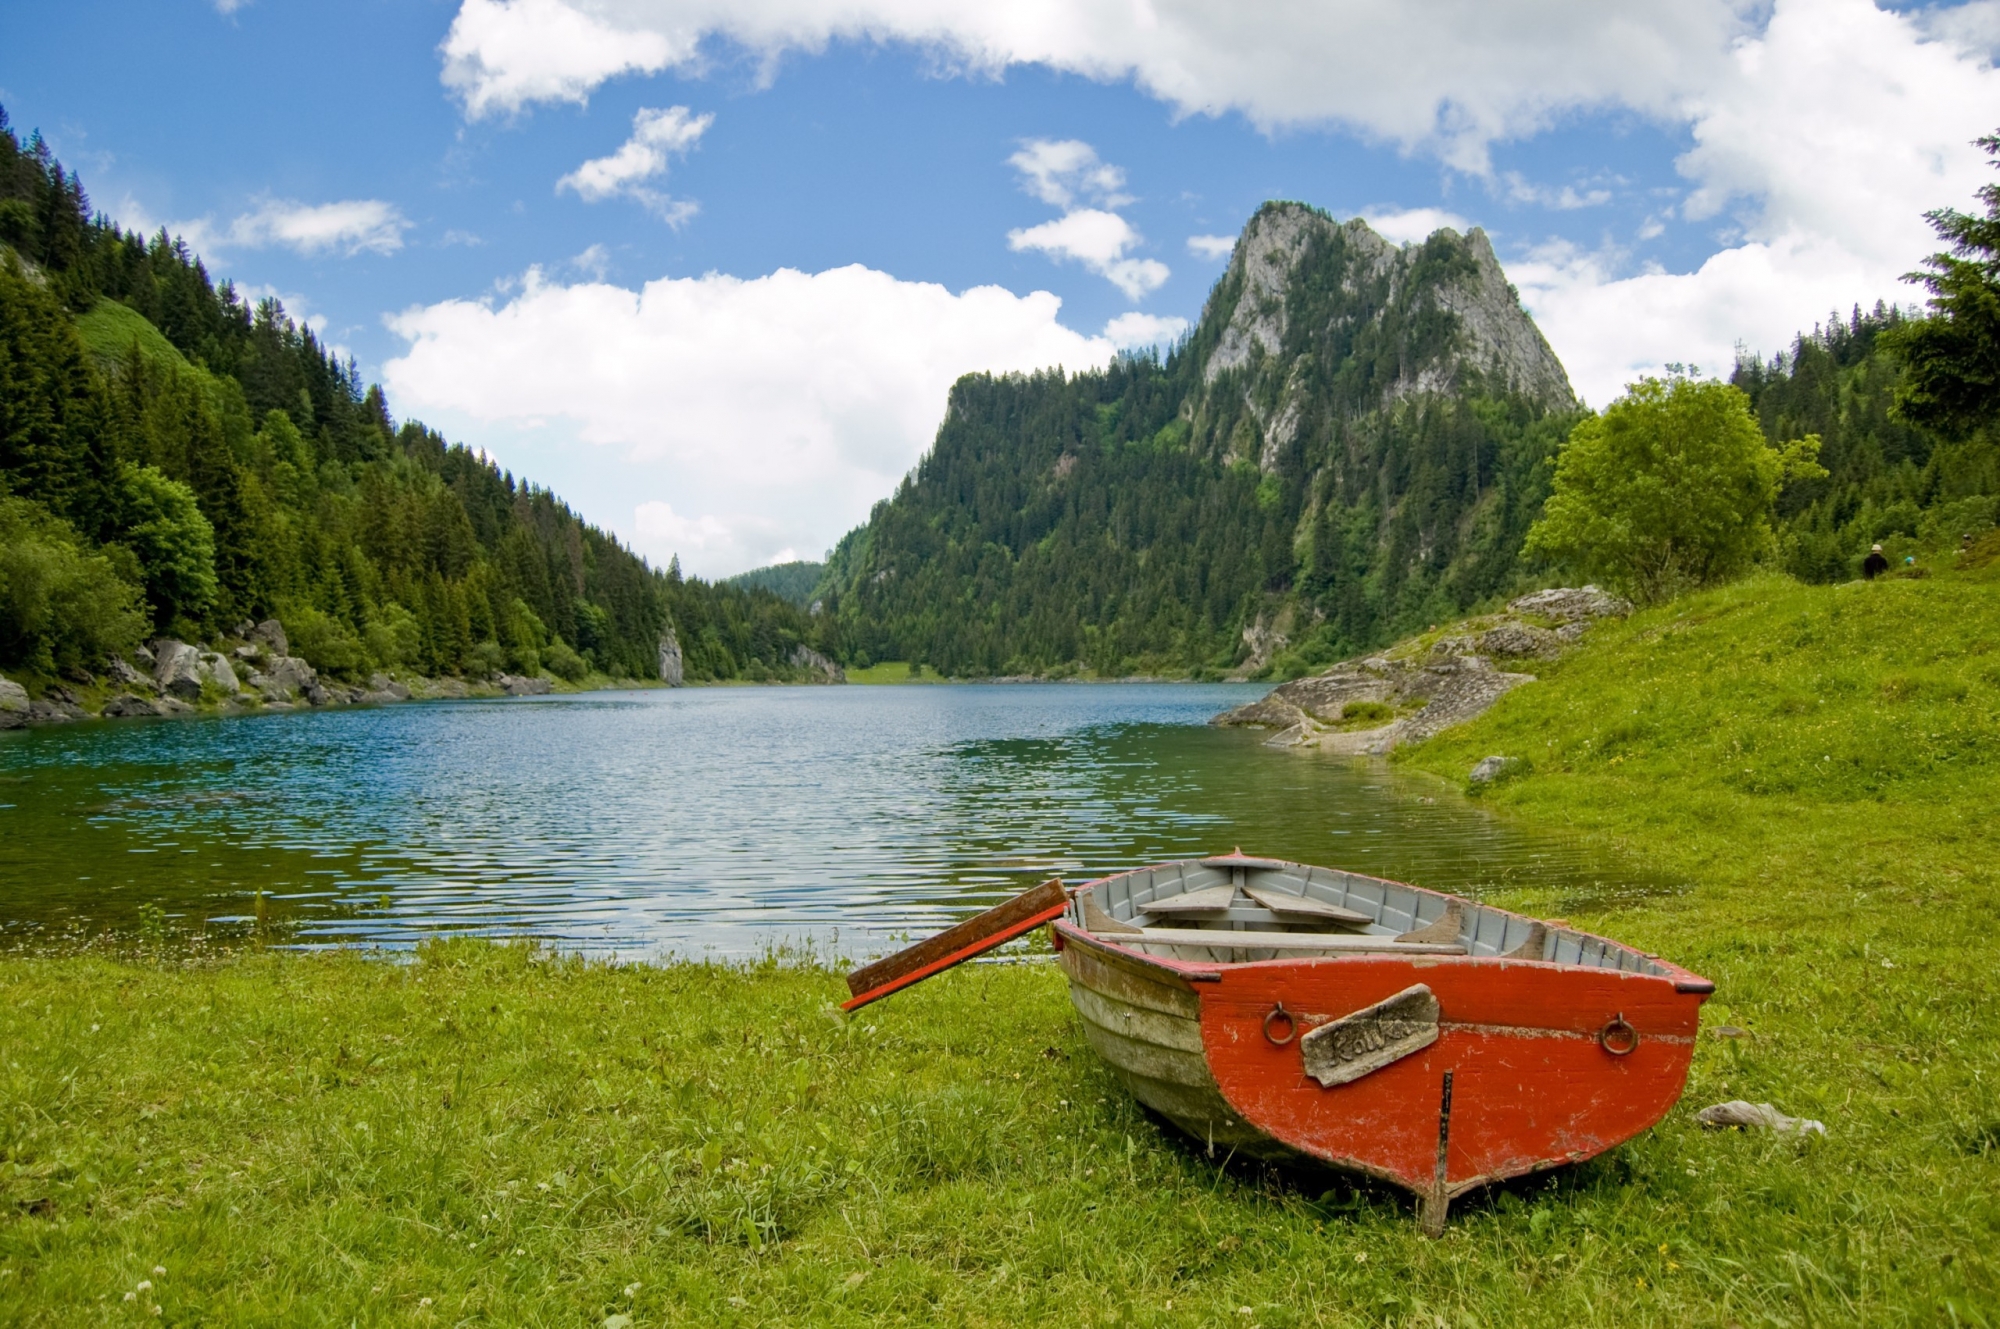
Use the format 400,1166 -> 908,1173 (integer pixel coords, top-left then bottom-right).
0,495 -> 147,673
541,639 -> 587,682
283,604 -> 367,678
116,463 -> 216,629
363,601 -> 423,668
1526,376 -> 1825,602
466,640 -> 506,677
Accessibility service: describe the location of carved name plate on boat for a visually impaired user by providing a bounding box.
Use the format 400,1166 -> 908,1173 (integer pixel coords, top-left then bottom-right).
1299,984 -> 1442,1088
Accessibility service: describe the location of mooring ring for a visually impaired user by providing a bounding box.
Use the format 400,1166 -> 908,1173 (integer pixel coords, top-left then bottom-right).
1599,1012 -> 1639,1056
1263,1002 -> 1297,1046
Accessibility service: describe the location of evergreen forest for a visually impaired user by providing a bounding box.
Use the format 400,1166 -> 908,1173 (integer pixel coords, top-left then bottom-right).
0,109 -> 834,685
815,208 -> 1995,680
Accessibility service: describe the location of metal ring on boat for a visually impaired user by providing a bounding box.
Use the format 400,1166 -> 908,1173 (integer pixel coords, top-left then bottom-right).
1263,1003 -> 1297,1046
1599,1013 -> 1639,1056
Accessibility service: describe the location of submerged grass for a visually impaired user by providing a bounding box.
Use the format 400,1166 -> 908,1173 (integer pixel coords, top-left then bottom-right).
3,569 -> 1998,1324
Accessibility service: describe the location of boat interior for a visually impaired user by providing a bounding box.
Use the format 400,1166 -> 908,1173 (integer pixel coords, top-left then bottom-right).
1072,852 -> 1671,974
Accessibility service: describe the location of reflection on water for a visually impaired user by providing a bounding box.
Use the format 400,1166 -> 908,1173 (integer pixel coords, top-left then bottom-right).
0,685 -> 1674,958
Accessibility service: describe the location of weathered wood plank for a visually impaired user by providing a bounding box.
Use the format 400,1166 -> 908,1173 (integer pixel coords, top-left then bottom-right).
1243,885 -> 1373,927
844,877 -> 1068,1006
1133,927 -> 1465,954
1141,884 -> 1240,915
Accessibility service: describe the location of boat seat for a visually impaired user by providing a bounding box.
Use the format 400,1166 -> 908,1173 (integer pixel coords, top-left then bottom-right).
1130,926 -> 1465,955
1242,885 -> 1372,928
1141,884 -> 1239,915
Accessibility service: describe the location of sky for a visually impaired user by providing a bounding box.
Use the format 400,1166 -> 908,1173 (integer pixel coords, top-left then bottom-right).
4,0 -> 1999,578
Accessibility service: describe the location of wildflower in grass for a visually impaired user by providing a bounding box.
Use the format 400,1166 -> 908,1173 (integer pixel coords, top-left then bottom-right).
137,1280 -> 151,1292
152,1266 -> 164,1276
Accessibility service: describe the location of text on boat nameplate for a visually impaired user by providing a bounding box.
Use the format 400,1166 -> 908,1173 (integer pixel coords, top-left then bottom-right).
1299,983 -> 1441,1088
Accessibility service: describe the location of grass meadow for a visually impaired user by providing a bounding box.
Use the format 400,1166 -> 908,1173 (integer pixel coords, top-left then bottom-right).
3,566 -> 1997,1324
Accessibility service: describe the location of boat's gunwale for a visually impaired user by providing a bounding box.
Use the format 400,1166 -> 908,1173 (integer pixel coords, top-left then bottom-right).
1059,856 -> 1713,994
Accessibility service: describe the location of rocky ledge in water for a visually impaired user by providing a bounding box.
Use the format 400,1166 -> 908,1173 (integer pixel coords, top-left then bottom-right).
1213,586 -> 1630,753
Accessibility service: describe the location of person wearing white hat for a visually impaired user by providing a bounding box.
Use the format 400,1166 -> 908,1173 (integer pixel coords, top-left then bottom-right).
1862,543 -> 1890,580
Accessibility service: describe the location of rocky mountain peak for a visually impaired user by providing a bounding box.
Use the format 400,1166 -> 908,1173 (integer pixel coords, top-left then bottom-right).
1195,202 -> 1575,422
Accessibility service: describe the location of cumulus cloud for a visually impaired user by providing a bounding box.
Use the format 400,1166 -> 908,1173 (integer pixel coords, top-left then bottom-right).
433,0 -> 1748,166
1361,206 -> 1472,246
1007,138 -> 1131,209
1008,208 -> 1168,299
1186,234 -> 1235,260
213,198 -> 411,257
1102,312 -> 1190,349
1006,140 -> 1167,298
383,265 -> 1113,575
557,104 -> 711,221
1519,0 -> 2000,405
441,0 -> 676,119
1502,173 -> 1613,210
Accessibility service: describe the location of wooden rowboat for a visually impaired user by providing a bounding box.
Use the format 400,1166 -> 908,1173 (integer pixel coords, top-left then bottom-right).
1051,851 -> 1713,1232
843,851 -> 1712,1233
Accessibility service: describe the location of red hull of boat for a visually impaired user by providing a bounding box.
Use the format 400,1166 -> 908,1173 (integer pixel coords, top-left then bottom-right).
1054,921 -> 1709,1211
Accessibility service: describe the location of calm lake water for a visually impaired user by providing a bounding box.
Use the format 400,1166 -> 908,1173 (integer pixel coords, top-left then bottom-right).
0,684 -> 1669,959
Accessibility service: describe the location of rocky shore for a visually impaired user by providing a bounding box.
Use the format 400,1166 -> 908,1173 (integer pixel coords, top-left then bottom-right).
0,617 -> 564,731
1212,586 -> 1631,752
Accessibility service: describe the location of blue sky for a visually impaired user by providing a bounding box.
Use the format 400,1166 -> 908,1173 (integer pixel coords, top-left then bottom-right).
5,0 -> 1998,575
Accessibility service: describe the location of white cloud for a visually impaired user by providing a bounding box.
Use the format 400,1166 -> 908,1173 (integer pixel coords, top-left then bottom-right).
1009,210 -> 1170,299
569,243 -> 613,278
1517,0 -> 2000,406
1186,234 -> 1235,260
557,105 -> 711,222
433,0 -> 1750,165
1502,173 -> 1613,210
441,0 -> 676,119
1008,139 -> 1131,209
1102,312 -> 1190,349
213,0 -> 253,12
383,264 -> 1114,576
1361,206 -> 1472,246
222,198 -> 411,256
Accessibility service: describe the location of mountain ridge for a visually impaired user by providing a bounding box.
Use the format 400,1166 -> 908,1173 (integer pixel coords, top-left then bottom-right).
816,201 -> 1581,677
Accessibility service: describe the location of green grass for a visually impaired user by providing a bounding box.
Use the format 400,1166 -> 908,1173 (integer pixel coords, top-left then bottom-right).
842,661 -> 954,684
4,570 -> 1999,1324
73,299 -> 187,373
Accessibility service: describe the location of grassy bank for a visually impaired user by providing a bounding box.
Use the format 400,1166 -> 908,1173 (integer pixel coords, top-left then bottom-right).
4,572 -> 1998,1325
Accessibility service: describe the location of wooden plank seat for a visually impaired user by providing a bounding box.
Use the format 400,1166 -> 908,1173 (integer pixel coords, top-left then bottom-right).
1140,885 -> 1239,915
1126,926 -> 1466,955
1242,885 -> 1373,928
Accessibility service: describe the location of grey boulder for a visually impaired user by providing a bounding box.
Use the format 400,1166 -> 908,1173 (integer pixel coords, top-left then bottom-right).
255,655 -> 318,701
250,618 -> 289,656
153,640 -> 205,700
100,693 -> 165,719
1469,755 -> 1520,784
0,677 -> 27,730
497,674 -> 552,696
1506,585 -> 1632,625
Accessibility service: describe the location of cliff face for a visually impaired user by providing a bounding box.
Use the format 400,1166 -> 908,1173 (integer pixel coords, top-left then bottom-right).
1190,203 -> 1574,473
826,202 -> 1585,678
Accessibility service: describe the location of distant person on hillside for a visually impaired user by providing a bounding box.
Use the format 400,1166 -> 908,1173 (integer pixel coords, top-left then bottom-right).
1862,544 -> 1890,580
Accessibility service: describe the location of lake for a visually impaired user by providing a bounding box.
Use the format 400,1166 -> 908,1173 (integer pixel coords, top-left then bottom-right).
0,683 -> 1669,959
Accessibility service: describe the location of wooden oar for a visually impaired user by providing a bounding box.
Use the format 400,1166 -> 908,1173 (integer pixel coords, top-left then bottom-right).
843,877 -> 1071,1012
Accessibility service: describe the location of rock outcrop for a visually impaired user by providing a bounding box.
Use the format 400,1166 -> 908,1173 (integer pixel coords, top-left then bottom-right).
658,625 -> 685,687
1214,586 -> 1630,753
497,674 -> 553,696
152,640 -> 206,700
789,644 -> 846,684
0,677 -> 28,730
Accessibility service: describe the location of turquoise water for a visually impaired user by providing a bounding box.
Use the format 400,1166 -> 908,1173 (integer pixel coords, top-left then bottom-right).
0,684 -> 1668,958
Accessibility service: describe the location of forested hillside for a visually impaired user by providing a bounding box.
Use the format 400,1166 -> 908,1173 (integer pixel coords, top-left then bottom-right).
1734,304 -> 1998,581
820,204 -> 1582,678
0,109 -> 832,685
813,202 -> 1996,680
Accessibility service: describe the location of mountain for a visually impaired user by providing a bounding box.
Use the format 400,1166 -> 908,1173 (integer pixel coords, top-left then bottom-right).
0,107 -> 835,686
820,202 -> 1583,678
722,559 -> 824,608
